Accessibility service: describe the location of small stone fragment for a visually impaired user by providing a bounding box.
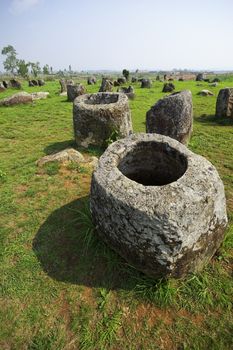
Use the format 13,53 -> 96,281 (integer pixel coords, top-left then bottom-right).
31,92 -> 50,100
37,148 -> 85,166
197,90 -> 214,96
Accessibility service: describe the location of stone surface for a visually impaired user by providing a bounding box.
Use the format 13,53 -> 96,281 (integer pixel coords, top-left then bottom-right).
196,73 -> 205,81
117,77 -> 126,84
28,80 -> 35,87
59,79 -> 67,93
99,78 -> 113,92
37,148 -> 85,166
89,156 -> 99,169
146,90 -> 193,145
31,92 -> 50,100
31,79 -> 38,86
216,88 -> 233,118
60,91 -> 67,96
67,84 -> 86,102
131,77 -> 138,83
38,79 -> 45,86
0,83 -> 6,92
90,133 -> 228,279
2,81 -> 8,88
73,92 -> 133,148
113,80 -> 120,87
87,76 -> 97,85
141,79 -> 152,88
59,79 -> 75,93
10,79 -> 21,89
0,92 -> 33,106
162,83 -> 175,92
117,85 -> 135,99
197,90 -> 214,96
209,82 -> 218,87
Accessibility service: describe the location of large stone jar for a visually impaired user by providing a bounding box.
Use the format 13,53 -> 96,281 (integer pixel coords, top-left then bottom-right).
216,88 -> 233,118
73,92 -> 133,148
90,133 -> 228,279
146,90 -> 193,145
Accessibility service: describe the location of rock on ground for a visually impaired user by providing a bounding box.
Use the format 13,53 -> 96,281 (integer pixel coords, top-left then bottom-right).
36,148 -> 85,166
0,92 -> 33,106
197,90 -> 214,96
31,92 -> 50,100
216,88 -> 233,118
117,77 -> 126,85
87,76 -> 97,85
196,73 -> 205,81
117,86 -> 135,100
10,79 -> 21,89
90,133 -> 228,279
141,79 -> 152,88
146,90 -> 193,145
162,83 -> 175,92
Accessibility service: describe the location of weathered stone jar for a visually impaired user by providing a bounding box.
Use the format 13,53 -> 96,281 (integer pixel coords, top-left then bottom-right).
216,88 -> 233,118
67,84 -> 86,102
90,133 -> 228,279
146,90 -> 193,145
73,92 -> 133,148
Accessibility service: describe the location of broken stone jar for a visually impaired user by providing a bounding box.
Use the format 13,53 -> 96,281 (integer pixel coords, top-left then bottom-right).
90,133 -> 228,279
73,92 -> 132,148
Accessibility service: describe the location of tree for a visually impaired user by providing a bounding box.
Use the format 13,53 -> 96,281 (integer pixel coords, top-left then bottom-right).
29,62 -> 41,77
122,69 -> 129,81
16,59 -> 29,78
50,66 -> 53,74
43,64 -> 50,75
1,45 -> 18,74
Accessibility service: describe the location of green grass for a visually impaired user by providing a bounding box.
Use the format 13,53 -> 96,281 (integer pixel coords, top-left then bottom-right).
0,77 -> 233,349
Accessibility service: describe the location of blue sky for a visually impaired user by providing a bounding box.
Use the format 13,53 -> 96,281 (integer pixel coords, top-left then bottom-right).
0,0 -> 233,71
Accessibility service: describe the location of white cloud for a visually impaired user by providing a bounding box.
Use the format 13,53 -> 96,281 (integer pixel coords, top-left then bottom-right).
9,0 -> 40,15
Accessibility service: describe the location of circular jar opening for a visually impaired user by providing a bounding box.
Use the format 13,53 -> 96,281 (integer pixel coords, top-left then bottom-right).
85,93 -> 119,105
118,141 -> 188,186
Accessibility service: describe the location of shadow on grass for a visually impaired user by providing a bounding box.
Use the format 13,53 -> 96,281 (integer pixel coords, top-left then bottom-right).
44,139 -> 76,155
44,139 -> 104,157
197,114 -> 233,126
33,196 -> 141,290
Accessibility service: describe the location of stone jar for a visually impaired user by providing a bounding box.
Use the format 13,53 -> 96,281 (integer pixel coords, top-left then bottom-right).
67,84 -> 86,102
99,78 -> 113,92
141,79 -> 152,88
90,133 -> 228,279
162,83 -> 175,92
146,90 -> 193,145
73,92 -> 133,148
216,88 -> 233,118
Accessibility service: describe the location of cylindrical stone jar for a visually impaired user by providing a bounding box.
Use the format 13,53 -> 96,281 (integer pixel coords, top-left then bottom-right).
73,92 -> 133,148
90,133 -> 228,279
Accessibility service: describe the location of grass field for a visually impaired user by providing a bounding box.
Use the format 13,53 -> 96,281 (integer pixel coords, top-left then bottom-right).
0,78 -> 232,350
